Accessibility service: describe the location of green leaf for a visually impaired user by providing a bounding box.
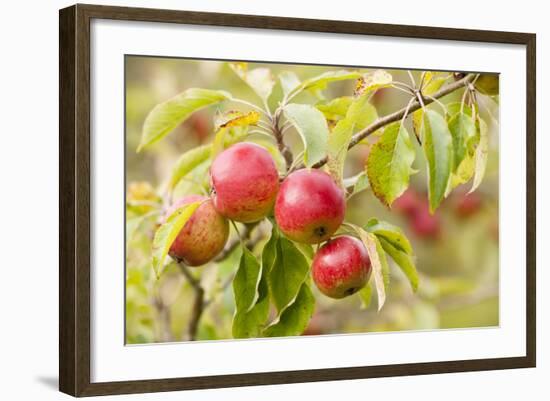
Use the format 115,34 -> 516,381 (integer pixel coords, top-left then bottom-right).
126,211 -> 158,249
421,110 -> 453,213
230,63 -> 274,102
268,236 -> 310,314
356,228 -> 390,311
344,171 -> 370,198
232,253 -> 270,338
354,69 -> 393,97
366,121 -> 415,207
470,116 -> 489,193
263,283 -> 315,337
448,112 -> 476,171
138,88 -> 230,152
422,72 -> 448,95
358,282 -> 373,309
365,218 -> 413,255
168,145 -> 211,190
327,95 -> 377,185
379,237 -> 418,292
446,102 -> 473,118
261,225 -> 279,274
233,246 -> 262,314
294,243 -> 314,262
279,71 -> 301,98
316,96 -> 353,120
327,118 -> 354,185
151,202 -> 201,278
296,70 -> 362,95
284,103 -> 329,167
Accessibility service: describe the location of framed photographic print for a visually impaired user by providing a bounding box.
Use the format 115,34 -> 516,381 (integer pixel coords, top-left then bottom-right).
59,3 -> 536,397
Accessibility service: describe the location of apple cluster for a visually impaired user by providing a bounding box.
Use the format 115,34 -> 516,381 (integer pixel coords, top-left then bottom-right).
167,142 -> 372,299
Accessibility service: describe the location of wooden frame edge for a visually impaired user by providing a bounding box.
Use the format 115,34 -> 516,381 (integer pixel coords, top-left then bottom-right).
59,3 -> 536,397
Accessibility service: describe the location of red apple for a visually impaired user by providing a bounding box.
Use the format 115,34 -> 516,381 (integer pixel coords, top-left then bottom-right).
166,195 -> 229,266
275,169 -> 345,244
312,236 -> 371,299
210,142 -> 279,223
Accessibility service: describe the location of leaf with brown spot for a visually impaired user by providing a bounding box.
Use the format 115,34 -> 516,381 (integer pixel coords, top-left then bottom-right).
366,121 -> 415,207
354,70 -> 392,97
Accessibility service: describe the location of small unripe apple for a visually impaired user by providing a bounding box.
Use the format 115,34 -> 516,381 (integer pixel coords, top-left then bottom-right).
210,142 -> 279,223
312,236 -> 371,299
166,195 -> 229,266
475,74 -> 499,96
275,169 -> 345,244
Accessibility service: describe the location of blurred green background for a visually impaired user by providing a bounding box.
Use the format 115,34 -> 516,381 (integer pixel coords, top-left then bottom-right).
125,56 -> 499,344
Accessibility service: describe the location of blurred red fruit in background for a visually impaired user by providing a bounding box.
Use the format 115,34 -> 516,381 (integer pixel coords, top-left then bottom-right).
410,201 -> 441,240
393,188 -> 441,241
392,188 -> 421,218
189,112 -> 210,143
454,192 -> 483,218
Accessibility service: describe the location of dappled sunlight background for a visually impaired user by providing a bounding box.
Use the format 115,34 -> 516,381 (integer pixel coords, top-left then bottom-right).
125,56 -> 499,344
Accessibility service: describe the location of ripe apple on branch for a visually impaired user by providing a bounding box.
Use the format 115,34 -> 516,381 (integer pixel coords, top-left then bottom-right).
131,64 -> 496,340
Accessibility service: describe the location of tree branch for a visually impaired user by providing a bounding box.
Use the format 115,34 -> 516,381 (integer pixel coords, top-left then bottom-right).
177,263 -> 204,341
271,113 -> 293,170
292,73 -> 476,172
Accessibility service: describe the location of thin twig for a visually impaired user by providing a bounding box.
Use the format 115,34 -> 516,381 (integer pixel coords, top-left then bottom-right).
177,263 -> 204,340
289,73 -> 476,172
213,222 -> 259,262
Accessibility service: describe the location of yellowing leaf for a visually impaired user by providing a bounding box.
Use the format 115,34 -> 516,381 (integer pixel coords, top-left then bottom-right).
412,109 -> 423,143
151,201 -> 201,278
422,72 -> 448,95
470,116 -> 489,193
366,121 -> 415,207
354,70 -> 393,97
214,110 -> 260,131
356,228 -> 390,311
327,95 -> 378,186
212,110 -> 259,158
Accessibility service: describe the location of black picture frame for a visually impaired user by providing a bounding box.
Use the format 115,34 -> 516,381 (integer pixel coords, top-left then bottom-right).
59,3 -> 536,397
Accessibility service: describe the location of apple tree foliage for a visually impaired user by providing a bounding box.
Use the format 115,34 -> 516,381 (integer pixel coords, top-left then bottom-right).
129,64 -> 495,339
